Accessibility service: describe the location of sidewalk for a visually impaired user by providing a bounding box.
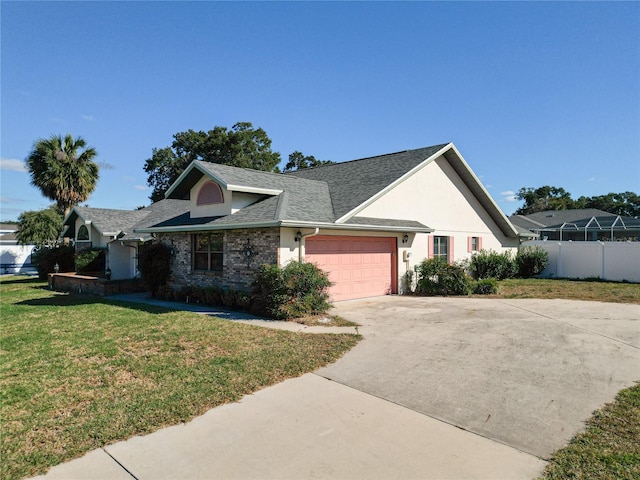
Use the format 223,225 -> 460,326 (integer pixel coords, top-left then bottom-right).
32,374 -> 545,480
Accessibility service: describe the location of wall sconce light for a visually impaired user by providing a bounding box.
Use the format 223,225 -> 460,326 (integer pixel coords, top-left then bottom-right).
294,230 -> 302,242
402,234 -> 409,244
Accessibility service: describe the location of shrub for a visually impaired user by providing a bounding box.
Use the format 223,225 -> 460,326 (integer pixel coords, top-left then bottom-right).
516,246 -> 549,278
472,278 -> 499,295
75,248 -> 106,273
251,261 -> 332,319
469,249 -> 516,280
138,243 -> 172,297
31,245 -> 75,279
415,258 -> 472,296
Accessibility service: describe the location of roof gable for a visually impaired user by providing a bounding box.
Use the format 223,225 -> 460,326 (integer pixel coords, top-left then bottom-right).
285,144 -> 449,219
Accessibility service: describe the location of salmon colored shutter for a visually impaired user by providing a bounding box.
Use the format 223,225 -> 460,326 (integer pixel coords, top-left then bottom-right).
478,237 -> 483,251
428,236 -> 434,259
467,236 -> 472,253
448,236 -> 454,263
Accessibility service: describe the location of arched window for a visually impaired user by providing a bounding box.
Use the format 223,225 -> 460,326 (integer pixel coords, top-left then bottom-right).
197,181 -> 224,205
77,225 -> 90,241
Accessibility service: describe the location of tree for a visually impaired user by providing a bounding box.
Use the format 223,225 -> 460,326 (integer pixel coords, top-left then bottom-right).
283,151 -> 335,172
144,122 -> 281,202
15,207 -> 63,247
515,186 -> 575,215
574,192 -> 640,218
26,134 -> 100,217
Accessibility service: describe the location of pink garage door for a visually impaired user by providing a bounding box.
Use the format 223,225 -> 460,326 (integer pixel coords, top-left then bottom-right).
306,236 -> 397,301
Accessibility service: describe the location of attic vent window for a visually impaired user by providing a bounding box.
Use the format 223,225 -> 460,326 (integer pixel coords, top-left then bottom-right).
197,181 -> 224,205
77,225 -> 89,241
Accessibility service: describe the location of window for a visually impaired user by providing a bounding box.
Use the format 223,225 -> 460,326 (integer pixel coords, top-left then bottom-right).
193,233 -> 223,271
433,236 -> 448,260
470,236 -> 479,252
77,225 -> 89,241
196,181 -> 224,205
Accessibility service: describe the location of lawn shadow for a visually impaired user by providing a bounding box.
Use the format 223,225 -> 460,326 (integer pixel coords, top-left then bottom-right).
16,293 -> 185,315
0,276 -> 45,286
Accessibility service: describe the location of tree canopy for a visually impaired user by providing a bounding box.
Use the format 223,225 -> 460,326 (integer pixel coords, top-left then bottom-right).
283,151 -> 335,172
144,122 -> 281,202
515,185 -> 639,217
26,134 -> 100,216
15,207 -> 63,247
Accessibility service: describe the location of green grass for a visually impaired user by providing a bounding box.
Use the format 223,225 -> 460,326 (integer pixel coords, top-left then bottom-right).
490,278 -> 640,304
0,276 -> 360,480
540,383 -> 640,480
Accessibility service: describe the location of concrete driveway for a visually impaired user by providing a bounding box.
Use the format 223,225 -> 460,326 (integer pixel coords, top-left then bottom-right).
317,296 -> 640,459
33,296 -> 639,480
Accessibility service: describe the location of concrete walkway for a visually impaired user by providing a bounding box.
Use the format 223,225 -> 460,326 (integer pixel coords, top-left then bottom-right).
32,295 -> 639,479
32,374 -> 544,480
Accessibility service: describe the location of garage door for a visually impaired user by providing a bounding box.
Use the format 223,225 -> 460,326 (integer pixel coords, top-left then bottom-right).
305,236 -> 397,301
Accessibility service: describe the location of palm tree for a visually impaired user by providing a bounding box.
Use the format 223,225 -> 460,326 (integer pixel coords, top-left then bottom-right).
26,134 -> 99,217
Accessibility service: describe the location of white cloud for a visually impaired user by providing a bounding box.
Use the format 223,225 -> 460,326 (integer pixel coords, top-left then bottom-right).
134,185 -> 149,191
123,175 -> 135,182
499,190 -> 518,202
82,114 -> 96,121
588,177 -> 596,182
0,158 -> 27,172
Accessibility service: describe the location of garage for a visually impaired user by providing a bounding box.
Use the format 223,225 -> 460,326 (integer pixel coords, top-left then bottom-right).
305,236 -> 397,301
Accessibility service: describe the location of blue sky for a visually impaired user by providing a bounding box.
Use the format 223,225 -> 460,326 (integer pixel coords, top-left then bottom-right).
2,1 -> 638,220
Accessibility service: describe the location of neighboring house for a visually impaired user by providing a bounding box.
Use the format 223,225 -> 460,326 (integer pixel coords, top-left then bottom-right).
510,209 -> 640,242
0,224 -> 36,274
63,143 -> 523,301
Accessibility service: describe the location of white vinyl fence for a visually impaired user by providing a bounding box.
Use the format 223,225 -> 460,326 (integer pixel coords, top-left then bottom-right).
522,240 -> 640,283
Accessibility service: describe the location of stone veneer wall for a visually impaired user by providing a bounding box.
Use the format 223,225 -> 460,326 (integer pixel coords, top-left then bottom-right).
158,227 -> 280,292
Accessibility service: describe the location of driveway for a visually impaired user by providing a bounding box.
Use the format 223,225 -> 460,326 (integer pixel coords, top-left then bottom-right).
33,296 -> 639,480
316,296 -> 640,459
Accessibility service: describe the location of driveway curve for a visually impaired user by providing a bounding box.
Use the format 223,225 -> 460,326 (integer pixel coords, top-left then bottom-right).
316,296 -> 640,459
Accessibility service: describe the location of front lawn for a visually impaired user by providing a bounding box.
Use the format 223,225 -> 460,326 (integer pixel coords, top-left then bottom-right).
540,383 -> 640,480
493,278 -> 640,304
0,276 -> 360,480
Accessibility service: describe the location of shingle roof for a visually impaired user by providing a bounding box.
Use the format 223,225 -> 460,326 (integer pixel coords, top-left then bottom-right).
65,199 -> 191,241
285,145 -> 449,219
171,161 -> 337,223
510,209 -> 614,230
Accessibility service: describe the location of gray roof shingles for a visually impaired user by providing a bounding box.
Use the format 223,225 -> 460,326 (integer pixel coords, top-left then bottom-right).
285,144 -> 449,219
69,144 -> 460,235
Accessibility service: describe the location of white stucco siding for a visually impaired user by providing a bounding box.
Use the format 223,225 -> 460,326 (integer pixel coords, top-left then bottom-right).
356,155 -> 515,261
190,177 -> 232,218
108,242 -> 137,280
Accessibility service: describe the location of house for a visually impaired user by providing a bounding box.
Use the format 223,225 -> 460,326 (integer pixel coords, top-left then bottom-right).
510,209 -> 640,242
63,143 -> 523,301
0,224 -> 36,274
62,200 -> 190,279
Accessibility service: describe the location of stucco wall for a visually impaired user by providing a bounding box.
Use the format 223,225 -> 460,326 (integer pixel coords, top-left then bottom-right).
159,227 -> 280,292
108,241 -> 137,280
357,155 -> 517,261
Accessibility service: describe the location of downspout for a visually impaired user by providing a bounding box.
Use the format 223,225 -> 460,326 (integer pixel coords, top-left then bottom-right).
297,228 -> 320,262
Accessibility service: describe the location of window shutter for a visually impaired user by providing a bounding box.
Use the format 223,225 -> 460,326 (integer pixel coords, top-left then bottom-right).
448,236 -> 454,263
478,237 -> 483,251
428,236 -> 434,259
467,236 -> 472,253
